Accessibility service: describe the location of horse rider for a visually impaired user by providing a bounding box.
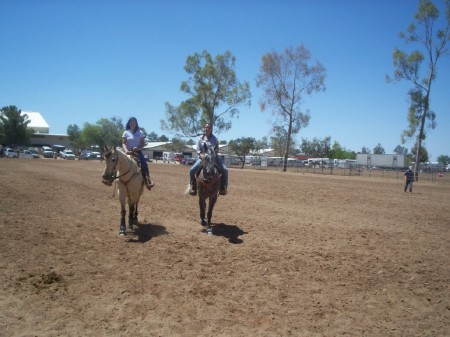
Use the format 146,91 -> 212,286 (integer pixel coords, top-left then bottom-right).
189,123 -> 228,196
122,117 -> 155,190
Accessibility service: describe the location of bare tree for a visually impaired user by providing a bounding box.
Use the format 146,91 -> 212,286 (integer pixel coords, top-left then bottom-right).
256,45 -> 326,172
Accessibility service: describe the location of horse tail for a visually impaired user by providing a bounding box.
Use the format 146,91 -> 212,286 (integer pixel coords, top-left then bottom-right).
184,183 -> 191,196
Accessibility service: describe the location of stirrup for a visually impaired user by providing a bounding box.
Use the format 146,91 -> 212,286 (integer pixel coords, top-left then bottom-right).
145,177 -> 154,190
189,184 -> 197,196
219,186 -> 227,195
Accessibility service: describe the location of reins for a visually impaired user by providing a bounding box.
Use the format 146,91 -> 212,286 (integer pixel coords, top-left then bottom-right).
197,149 -> 220,189
110,151 -> 143,197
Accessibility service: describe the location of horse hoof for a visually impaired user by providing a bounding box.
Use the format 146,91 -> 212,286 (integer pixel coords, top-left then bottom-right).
201,219 -> 208,227
119,226 -> 126,236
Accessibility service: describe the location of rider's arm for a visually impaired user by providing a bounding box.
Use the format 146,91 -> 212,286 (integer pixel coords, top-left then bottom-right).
122,137 -> 130,153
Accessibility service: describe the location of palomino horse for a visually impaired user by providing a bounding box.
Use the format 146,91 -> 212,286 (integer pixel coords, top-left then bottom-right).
101,146 -> 145,236
196,142 -> 221,233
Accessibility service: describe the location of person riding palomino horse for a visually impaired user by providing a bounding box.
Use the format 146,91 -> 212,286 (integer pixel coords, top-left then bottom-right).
101,146 -> 147,236
189,123 -> 228,196
122,117 -> 155,190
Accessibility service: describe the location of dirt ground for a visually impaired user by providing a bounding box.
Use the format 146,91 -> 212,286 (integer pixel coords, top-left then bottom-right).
0,158 -> 449,337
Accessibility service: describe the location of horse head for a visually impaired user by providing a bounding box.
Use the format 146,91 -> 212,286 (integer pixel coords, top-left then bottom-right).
101,145 -> 118,186
201,142 -> 217,178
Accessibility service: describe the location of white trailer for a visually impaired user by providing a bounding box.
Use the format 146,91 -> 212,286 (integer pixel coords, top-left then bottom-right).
163,152 -> 175,162
356,154 -> 405,168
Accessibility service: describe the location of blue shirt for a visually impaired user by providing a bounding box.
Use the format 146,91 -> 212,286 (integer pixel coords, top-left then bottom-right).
404,170 -> 414,181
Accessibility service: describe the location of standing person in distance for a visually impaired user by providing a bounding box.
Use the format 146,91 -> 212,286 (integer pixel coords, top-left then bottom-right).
189,123 -> 228,196
122,117 -> 155,190
404,167 -> 414,192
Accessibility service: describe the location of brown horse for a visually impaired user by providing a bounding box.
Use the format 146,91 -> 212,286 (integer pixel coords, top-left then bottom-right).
196,142 -> 221,233
101,146 -> 145,236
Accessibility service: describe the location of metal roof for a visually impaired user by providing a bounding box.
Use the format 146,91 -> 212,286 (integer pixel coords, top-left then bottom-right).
21,111 -> 50,133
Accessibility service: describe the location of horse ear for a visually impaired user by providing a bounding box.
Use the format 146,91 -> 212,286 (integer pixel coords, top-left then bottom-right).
203,142 -> 208,152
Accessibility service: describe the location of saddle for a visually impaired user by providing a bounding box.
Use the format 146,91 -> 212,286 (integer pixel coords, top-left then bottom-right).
194,162 -> 222,179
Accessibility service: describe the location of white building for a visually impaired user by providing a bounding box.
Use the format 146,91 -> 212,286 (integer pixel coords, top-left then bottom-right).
21,111 -> 50,133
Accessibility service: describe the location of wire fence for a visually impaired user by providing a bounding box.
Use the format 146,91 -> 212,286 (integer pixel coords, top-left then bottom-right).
227,160 -> 450,185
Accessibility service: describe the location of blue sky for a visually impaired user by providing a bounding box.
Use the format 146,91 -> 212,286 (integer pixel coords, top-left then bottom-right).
1,0 -> 449,160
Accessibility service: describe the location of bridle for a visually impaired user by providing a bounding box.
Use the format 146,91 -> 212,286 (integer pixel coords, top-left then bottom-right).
102,149 -> 140,187
196,144 -> 220,188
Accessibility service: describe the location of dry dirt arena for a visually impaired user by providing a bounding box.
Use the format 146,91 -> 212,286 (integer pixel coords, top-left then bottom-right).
0,158 -> 449,337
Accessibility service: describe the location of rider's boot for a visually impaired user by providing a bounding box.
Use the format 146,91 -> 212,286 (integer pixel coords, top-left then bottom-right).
219,185 -> 227,196
145,175 -> 155,190
189,180 -> 197,196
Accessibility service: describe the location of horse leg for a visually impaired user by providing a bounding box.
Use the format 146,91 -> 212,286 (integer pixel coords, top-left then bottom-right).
120,206 -> 126,235
134,203 -> 139,227
199,194 -> 207,227
207,194 -> 218,227
128,205 -> 135,230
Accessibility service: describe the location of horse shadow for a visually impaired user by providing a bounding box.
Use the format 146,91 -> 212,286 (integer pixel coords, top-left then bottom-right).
126,223 -> 168,243
210,223 -> 246,244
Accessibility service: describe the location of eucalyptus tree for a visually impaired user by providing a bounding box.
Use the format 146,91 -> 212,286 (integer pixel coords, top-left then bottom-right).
373,143 -> 385,155
162,50 -> 251,137
0,105 -> 33,146
394,145 -> 409,155
388,0 -> 449,180
256,45 -> 326,172
437,154 -> 450,166
67,124 -> 83,155
80,116 -> 124,149
228,137 -> 256,168
300,136 -> 332,157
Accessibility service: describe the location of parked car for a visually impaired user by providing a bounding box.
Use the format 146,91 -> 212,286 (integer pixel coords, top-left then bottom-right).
60,149 -> 76,160
80,151 -> 95,160
173,155 -> 184,163
43,149 -> 54,158
185,157 -> 197,165
20,150 -> 37,159
4,148 -> 18,158
91,152 -> 101,160
28,149 -> 40,158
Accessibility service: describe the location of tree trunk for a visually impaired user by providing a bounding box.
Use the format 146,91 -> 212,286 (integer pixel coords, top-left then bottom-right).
414,74 -> 432,182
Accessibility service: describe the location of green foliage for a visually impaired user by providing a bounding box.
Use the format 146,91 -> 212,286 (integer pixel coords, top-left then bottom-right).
437,154 -> 450,165
331,141 -> 356,159
300,136 -> 332,157
256,45 -> 326,171
158,134 -> 169,142
0,105 -> 33,146
228,137 -> 256,168
393,145 -> 409,155
76,116 -> 124,149
169,137 -> 186,153
67,124 -> 83,155
162,50 -> 251,136
389,0 -> 449,177
146,131 -> 159,142
411,142 -> 429,162
373,143 -> 385,155
271,126 -> 296,157
255,137 -> 269,152
361,146 -> 371,154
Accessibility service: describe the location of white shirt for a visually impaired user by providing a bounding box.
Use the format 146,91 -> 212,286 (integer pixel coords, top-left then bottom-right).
122,129 -> 144,150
